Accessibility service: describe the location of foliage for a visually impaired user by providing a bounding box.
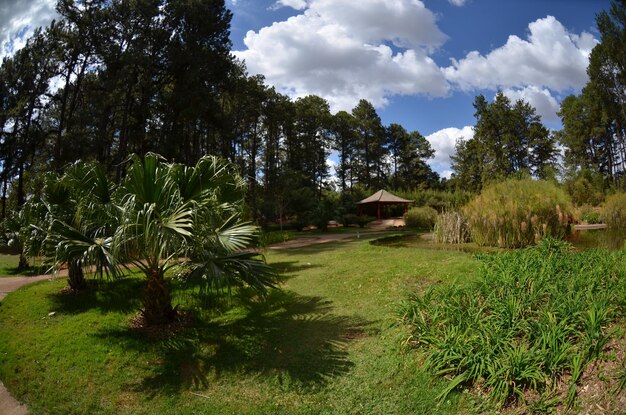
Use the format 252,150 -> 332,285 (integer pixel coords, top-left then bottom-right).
557,1 -> 626,187
603,192 -> 626,229
400,238 -> 626,409
563,169 -> 606,206
404,207 -> 437,230
433,212 -> 471,244
577,205 -> 603,224
40,154 -> 277,325
257,231 -> 294,247
396,189 -> 473,212
463,179 -> 572,248
450,93 -> 557,192
342,213 -> 375,228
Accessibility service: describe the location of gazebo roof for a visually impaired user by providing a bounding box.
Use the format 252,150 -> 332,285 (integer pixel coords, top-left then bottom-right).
356,189 -> 413,204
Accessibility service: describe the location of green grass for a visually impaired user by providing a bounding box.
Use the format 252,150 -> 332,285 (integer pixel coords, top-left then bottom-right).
0,254 -> 48,277
0,235 -> 478,414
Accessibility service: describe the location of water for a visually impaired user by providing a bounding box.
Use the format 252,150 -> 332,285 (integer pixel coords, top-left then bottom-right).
373,229 -> 626,252
566,229 -> 626,251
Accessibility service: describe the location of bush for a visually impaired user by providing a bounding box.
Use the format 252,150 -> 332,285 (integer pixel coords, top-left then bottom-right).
577,205 -> 603,224
257,231 -> 294,247
604,192 -> 626,229
400,239 -> 626,409
403,207 -> 437,230
433,211 -> 470,244
463,179 -> 572,248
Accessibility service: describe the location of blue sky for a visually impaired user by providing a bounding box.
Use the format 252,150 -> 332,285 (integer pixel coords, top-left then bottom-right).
230,0 -> 610,177
0,0 -> 612,177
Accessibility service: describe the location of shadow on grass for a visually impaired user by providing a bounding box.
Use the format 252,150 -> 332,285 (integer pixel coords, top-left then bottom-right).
269,261 -> 321,275
47,277 -> 144,314
97,289 -> 369,395
1,264 -> 49,277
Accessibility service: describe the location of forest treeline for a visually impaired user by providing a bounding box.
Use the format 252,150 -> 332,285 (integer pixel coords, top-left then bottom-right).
1,0 -> 625,223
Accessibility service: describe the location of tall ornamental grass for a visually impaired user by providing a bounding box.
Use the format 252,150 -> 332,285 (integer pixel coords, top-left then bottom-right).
433,211 -> 470,244
400,238 -> 626,409
463,179 -> 572,248
604,192 -> 626,229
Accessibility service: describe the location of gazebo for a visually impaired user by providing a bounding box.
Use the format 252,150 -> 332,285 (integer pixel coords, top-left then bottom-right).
356,189 -> 413,222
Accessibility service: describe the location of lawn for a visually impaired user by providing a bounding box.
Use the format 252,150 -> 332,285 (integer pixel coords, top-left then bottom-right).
0,254 -> 47,277
0,234 -> 478,415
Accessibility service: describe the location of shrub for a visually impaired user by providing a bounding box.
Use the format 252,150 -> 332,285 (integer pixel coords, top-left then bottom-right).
355,215 -> 375,228
257,231 -> 294,247
578,205 -> 603,224
604,192 -> 626,229
463,179 -> 572,248
433,211 -> 470,244
404,206 -> 437,230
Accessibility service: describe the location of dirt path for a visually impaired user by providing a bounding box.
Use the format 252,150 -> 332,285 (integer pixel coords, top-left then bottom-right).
267,229 -> 399,250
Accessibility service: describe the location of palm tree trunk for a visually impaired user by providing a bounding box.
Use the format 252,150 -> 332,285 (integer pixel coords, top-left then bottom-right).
143,269 -> 175,325
67,259 -> 86,290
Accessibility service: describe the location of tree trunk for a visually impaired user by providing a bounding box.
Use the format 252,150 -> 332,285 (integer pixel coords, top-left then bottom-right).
142,268 -> 175,325
67,259 -> 86,291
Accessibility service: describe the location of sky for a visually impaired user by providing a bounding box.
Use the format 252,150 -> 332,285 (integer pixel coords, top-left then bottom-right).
0,0 -> 612,178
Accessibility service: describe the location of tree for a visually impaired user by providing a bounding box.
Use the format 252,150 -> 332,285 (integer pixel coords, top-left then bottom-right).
113,154 -> 276,324
451,93 -> 556,191
331,111 -> 358,192
386,124 -> 437,189
41,161 -> 120,290
558,0 -> 626,186
352,99 -> 387,189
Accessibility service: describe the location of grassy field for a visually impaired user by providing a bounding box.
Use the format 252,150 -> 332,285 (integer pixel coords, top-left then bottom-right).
0,235 -> 478,415
0,254 -> 47,277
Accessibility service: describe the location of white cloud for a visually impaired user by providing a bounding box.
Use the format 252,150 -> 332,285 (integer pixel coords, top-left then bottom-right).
235,0 -> 449,112
448,0 -> 467,6
502,86 -> 561,123
272,0 -> 308,10
444,16 -> 597,92
0,0 -> 58,61
425,126 -> 474,174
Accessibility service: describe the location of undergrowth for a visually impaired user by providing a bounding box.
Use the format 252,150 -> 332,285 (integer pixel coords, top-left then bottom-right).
399,237 -> 626,411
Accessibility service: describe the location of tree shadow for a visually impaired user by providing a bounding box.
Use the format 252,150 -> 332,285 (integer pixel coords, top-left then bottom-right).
47,277 -> 143,314
269,261 -> 320,275
97,289 -> 370,396
2,264 -> 49,276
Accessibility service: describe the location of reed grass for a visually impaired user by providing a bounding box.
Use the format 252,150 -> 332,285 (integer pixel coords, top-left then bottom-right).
463,179 -> 572,248
433,211 -> 470,244
604,192 -> 626,229
399,238 -> 626,409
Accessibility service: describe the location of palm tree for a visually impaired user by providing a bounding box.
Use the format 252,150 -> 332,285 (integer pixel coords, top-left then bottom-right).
115,153 -> 276,325
42,162 -> 121,290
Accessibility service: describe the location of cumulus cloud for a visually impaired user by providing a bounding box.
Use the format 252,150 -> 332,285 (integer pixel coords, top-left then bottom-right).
0,0 -> 58,61
444,16 -> 597,92
272,0 -> 308,10
448,0 -> 467,6
502,86 -> 561,123
425,126 -> 474,174
235,0 -> 449,111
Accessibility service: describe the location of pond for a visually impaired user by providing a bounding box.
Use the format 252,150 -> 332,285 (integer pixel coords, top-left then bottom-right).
372,229 -> 626,252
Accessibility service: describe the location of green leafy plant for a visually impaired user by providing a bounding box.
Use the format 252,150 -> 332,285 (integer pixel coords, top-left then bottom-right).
400,238 -> 626,409
403,206 -> 437,230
